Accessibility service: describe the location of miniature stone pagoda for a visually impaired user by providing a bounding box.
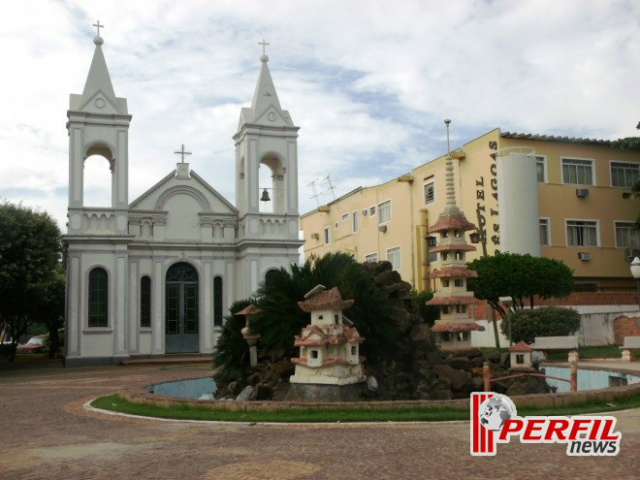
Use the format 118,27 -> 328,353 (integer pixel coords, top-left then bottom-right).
426,120 -> 484,350
508,341 -> 535,372
286,285 -> 366,401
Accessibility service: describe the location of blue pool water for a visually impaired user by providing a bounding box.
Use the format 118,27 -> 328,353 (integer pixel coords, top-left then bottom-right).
147,377 -> 217,399
544,366 -> 640,393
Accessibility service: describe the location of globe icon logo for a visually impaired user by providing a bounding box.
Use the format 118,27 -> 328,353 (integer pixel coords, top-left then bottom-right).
479,394 -> 517,431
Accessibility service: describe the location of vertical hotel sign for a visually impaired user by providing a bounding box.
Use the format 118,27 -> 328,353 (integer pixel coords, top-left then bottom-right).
475,140 -> 499,254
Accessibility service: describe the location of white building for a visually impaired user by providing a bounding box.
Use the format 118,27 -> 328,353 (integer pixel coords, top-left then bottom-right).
64,33 -> 302,366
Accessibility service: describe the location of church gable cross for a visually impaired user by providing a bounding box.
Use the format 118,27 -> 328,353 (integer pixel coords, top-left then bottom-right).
174,144 -> 192,163
93,20 -> 104,37
259,39 -> 269,55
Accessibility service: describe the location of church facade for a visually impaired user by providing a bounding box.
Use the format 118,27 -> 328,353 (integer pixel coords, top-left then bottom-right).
64,33 -> 303,366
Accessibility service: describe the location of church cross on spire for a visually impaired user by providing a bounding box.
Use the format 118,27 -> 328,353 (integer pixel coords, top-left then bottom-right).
174,144 -> 192,163
93,20 -> 104,37
259,39 -> 270,56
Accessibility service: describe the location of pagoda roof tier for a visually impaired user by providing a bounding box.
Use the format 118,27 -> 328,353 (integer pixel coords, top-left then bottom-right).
426,295 -> 477,306
429,244 -> 477,253
430,213 -> 476,233
509,341 -> 534,352
294,324 -> 363,346
431,322 -> 486,332
430,268 -> 478,278
298,285 -> 354,312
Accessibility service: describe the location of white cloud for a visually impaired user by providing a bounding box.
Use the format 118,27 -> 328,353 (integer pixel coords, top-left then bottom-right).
1,0 -> 639,228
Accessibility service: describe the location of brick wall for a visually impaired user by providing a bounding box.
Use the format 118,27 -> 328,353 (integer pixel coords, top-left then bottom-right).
612,315 -> 640,345
472,292 -> 638,320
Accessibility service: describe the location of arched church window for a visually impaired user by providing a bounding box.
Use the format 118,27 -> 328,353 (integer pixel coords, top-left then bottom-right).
88,267 -> 108,327
140,276 -> 151,328
213,276 -> 223,327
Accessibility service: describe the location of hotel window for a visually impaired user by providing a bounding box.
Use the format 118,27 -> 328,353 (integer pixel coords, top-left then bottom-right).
562,158 -> 594,185
369,206 -> 376,216
540,218 -> 550,246
536,156 -> 547,183
424,181 -> 435,205
566,220 -> 598,247
615,221 -> 640,248
323,227 -> 330,244
365,253 -> 378,263
611,162 -> 640,188
378,200 -> 391,224
352,210 -> 358,233
341,213 -> 349,221
387,247 -> 401,271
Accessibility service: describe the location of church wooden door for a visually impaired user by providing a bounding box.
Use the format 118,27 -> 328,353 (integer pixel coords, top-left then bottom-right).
165,262 -> 199,353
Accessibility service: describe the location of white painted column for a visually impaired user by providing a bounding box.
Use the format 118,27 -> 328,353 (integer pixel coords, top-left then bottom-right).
287,141 -> 298,213
128,261 -> 139,354
69,127 -> 83,207
152,260 -> 164,354
202,261 -> 213,353
114,254 -> 128,356
67,255 -> 82,357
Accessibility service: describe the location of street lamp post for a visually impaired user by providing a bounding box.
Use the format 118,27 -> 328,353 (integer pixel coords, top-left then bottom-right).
630,257 -> 640,311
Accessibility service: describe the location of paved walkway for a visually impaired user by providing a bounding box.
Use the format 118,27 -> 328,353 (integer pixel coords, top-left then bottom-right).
0,363 -> 639,480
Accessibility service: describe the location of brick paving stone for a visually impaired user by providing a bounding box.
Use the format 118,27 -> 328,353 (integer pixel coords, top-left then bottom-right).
0,364 -> 638,479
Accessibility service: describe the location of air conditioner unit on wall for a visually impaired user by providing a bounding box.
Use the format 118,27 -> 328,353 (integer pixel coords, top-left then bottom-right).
576,189 -> 589,198
378,225 -> 388,233
362,209 -> 368,216
311,233 -> 320,240
578,252 -> 591,261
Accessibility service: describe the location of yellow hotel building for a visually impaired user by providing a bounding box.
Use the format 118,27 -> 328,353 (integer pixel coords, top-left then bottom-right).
300,128 -> 640,293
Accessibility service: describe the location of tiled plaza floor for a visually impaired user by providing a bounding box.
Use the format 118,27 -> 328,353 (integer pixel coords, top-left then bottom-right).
0,362 -> 638,479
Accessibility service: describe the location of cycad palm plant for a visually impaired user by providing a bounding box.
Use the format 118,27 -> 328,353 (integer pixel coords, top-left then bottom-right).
213,252 -> 401,383
253,252 -> 400,364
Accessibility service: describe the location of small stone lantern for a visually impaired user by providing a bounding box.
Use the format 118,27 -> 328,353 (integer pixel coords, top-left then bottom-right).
509,341 -> 534,372
235,304 -> 261,367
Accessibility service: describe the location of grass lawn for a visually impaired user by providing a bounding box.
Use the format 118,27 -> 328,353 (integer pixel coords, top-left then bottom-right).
90,390 -> 640,423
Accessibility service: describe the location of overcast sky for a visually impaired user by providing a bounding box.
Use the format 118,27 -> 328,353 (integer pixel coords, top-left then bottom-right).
2,0 -> 639,229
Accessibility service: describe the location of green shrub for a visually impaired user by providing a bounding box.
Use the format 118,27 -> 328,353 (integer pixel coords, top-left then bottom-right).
500,306 -> 581,344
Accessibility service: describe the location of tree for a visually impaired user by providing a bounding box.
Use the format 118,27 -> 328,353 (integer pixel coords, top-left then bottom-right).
30,267 -> 66,358
467,253 -> 574,318
500,307 -> 581,344
0,201 -> 62,362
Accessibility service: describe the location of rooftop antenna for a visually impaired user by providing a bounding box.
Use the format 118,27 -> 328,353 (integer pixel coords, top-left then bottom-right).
308,179 -> 321,208
324,174 -> 337,200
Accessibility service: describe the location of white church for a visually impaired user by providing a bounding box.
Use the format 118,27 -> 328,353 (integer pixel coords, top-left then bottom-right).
64,31 -> 303,366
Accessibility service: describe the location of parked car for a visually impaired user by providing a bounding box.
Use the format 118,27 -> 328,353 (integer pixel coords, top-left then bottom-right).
16,335 -> 49,354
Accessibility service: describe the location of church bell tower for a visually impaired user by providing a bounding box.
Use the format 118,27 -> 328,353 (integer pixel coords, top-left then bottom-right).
233,42 -> 304,296
64,24 -> 132,366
